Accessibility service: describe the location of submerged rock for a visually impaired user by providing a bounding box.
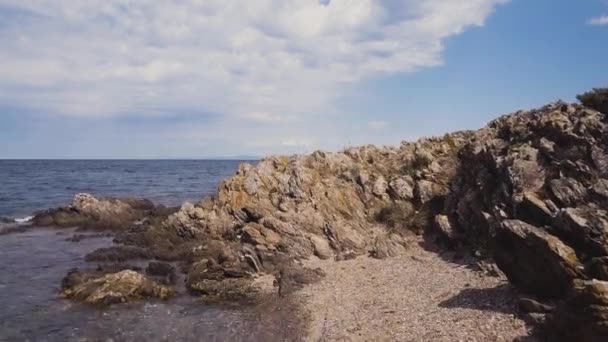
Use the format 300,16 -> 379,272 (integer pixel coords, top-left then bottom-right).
60,270 -> 172,305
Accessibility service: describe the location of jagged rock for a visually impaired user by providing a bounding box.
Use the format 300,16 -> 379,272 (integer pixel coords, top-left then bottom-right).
517,192 -> 555,227
555,207 -> 608,256
495,220 -> 584,299
60,270 -> 172,305
388,177 -> 414,200
549,178 -> 587,207
242,224 -> 265,245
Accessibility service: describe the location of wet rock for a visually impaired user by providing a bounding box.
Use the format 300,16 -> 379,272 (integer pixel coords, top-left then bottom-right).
188,278 -> 257,302
85,246 -> 152,262
33,193 -> 161,230
145,261 -> 177,284
61,270 -> 172,305
494,220 -> 584,299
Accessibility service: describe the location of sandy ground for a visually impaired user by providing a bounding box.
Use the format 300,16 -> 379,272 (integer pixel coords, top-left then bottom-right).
294,241 -> 536,342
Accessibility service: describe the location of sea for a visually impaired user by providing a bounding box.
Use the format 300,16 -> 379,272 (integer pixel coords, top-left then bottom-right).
0,160 -> 302,341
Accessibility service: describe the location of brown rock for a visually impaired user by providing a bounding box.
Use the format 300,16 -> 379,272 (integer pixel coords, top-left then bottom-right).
242,224 -> 265,245
549,178 -> 587,207
555,208 -> 608,256
494,220 -> 584,299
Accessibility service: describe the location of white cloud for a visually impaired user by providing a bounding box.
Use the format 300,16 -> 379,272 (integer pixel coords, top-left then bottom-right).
588,16 -> 608,26
0,0 -> 509,155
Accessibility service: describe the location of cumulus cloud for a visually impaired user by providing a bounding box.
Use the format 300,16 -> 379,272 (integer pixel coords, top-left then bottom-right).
0,0 -> 512,157
588,16 -> 608,26
0,0 -> 508,120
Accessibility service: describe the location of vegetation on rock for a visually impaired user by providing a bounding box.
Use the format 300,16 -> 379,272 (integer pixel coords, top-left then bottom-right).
578,88 -> 608,114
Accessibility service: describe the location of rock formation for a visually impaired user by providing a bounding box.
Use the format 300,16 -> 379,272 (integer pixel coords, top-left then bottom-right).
33,193 -> 173,230
41,93 -> 608,340
60,269 -> 172,305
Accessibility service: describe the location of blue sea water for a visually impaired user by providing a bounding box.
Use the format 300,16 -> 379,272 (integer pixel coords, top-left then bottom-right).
0,159 -> 249,219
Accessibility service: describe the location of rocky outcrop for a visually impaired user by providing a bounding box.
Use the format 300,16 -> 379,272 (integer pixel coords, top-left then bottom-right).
33,193 -> 173,230
132,134 -> 468,295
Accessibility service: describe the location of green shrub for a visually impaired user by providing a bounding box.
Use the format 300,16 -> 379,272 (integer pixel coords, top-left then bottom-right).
577,88 -> 608,114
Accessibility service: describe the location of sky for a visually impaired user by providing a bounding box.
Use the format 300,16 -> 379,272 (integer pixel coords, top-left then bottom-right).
0,0 -> 607,159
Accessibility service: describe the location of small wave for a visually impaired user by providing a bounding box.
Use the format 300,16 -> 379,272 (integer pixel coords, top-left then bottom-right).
14,216 -> 33,224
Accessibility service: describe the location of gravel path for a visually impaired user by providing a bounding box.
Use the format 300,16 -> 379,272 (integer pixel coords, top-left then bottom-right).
295,241 -> 535,341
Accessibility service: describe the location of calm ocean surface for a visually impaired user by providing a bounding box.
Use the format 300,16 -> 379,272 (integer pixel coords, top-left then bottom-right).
0,159 -> 249,219
0,159 -> 305,341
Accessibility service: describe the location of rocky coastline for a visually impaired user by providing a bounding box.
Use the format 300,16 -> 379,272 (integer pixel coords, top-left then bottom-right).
29,89 -> 608,341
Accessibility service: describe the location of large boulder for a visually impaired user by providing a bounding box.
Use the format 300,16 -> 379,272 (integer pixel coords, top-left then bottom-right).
494,220 -> 585,299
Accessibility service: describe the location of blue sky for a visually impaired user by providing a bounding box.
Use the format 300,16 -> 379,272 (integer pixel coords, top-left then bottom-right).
0,0 -> 607,159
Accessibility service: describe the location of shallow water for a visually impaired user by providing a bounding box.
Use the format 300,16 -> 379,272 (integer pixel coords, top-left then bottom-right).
0,160 -> 303,341
0,229 -> 302,341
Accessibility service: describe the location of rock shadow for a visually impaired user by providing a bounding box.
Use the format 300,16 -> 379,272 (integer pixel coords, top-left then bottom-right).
438,284 -> 519,314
